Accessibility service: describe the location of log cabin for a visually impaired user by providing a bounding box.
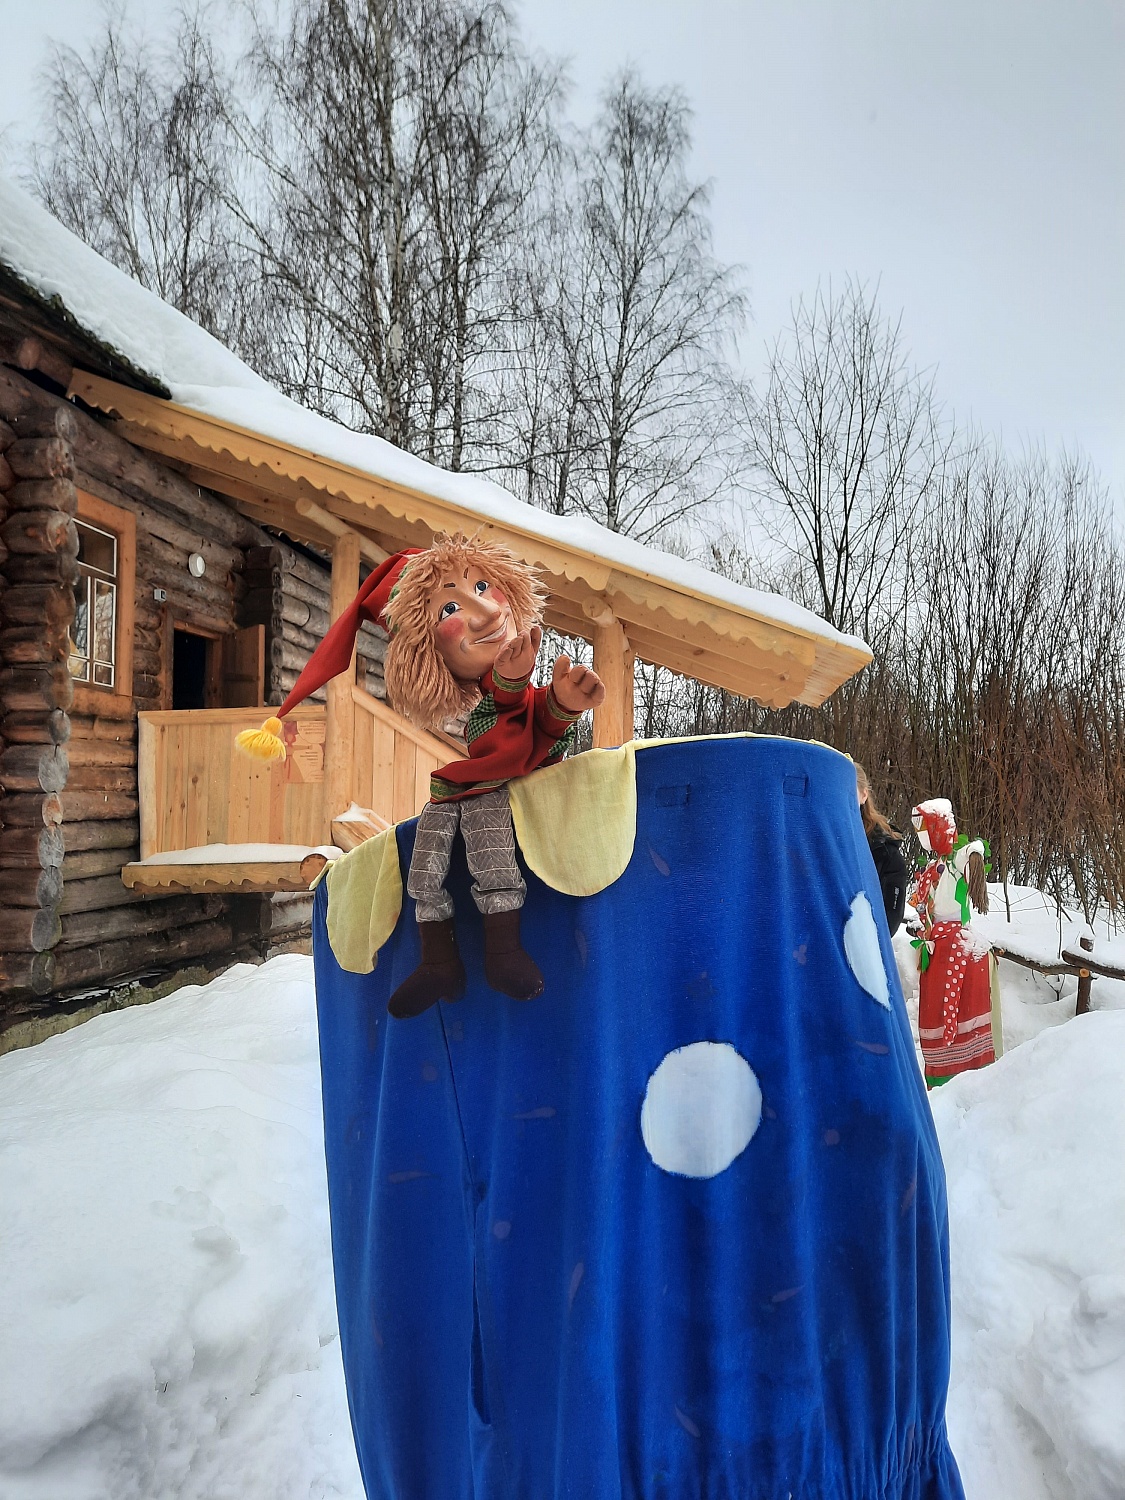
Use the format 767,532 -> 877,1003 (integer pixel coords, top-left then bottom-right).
0,181 -> 871,1044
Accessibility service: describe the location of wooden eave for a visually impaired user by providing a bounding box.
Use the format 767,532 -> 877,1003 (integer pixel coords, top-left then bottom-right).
69,370 -> 871,709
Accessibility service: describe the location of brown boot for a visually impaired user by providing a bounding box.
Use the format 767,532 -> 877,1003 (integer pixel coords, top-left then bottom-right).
388,919 -> 466,1018
481,909 -> 544,1001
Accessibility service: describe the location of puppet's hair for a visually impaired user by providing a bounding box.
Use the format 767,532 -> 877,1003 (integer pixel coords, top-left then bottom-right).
965,849 -> 990,915
382,532 -> 547,730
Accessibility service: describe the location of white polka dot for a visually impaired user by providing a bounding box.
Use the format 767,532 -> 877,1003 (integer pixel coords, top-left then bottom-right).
640,1043 -> 762,1178
843,893 -> 890,1008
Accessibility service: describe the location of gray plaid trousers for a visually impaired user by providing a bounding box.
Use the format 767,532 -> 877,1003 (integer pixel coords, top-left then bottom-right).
407,787 -> 526,923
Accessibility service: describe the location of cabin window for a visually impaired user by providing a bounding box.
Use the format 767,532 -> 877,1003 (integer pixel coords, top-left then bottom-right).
70,490 -> 136,711
69,520 -> 119,687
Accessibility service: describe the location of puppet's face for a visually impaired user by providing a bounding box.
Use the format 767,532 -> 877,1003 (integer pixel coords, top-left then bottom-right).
428,563 -> 517,682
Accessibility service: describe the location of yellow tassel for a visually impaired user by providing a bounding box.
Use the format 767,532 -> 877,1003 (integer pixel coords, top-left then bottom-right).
235,716 -> 287,762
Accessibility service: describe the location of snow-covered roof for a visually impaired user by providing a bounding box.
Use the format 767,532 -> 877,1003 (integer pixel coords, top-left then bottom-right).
0,177 -> 871,703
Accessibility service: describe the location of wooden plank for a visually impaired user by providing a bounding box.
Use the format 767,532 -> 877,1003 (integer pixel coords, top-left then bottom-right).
415,751 -> 434,811
221,625 -> 265,708
392,737 -> 417,824
372,716 -> 396,825
353,702 -> 374,809
122,860 -> 320,894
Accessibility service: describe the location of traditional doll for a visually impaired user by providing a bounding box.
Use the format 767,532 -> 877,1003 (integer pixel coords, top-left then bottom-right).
907,797 -> 997,1087
237,532 -> 605,1019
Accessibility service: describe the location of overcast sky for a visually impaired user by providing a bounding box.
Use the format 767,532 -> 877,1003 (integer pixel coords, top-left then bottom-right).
2,0 -> 1123,492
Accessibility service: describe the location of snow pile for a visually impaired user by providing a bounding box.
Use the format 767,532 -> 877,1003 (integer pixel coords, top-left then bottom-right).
935,1012 -> 1125,1500
0,956 -> 362,1500
0,177 -> 866,655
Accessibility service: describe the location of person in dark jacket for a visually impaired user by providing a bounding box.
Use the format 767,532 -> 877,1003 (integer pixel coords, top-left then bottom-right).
855,761 -> 910,935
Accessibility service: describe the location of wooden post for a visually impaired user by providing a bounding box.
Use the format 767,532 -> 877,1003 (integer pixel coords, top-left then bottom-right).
591,615 -> 632,749
1076,932 -> 1094,1016
323,530 -> 361,833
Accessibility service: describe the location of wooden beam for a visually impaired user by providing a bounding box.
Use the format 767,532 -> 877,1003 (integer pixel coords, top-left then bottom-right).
323,531 -> 361,832
592,617 -> 632,749
294,497 -> 389,565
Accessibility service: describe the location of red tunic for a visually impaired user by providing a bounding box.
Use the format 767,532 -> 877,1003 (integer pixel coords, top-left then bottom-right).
428,666 -> 581,803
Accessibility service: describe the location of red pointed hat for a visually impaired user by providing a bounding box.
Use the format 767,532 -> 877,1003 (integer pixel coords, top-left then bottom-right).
236,548 -> 419,762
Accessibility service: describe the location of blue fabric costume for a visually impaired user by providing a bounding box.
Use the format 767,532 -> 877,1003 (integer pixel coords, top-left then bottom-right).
312,737 -> 965,1500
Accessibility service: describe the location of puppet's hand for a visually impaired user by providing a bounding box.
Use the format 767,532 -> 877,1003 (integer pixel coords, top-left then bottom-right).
493,625 -> 541,682
551,655 -> 606,714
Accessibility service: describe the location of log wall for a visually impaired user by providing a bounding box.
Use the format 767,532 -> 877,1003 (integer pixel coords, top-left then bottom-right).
241,539 -> 387,707
0,365 -> 358,1029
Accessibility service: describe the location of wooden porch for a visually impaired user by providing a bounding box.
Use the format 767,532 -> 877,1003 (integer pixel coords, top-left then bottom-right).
122,688 -> 463,894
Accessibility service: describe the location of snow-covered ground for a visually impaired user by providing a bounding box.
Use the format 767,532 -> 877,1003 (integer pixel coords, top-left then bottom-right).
1,907 -> 1122,1499
0,958 -> 363,1500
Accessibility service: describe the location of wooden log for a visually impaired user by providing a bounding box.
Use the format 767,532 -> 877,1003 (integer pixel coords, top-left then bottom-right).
47,916 -> 236,991
0,791 -> 63,827
1,585 -> 75,628
0,864 -> 63,908
10,399 -> 79,444
12,335 -> 73,390
247,542 -> 330,592
0,453 -> 14,491
0,743 -> 69,793
1,510 -> 78,556
137,527 -> 236,594
59,872 -> 142,915
129,499 -> 241,574
0,663 -> 75,713
0,948 -> 56,997
0,904 -> 62,952
1,551 -> 78,586
65,764 -> 136,794
271,637 -> 315,676
0,367 -> 42,423
58,894 -> 225,950
63,736 -> 134,767
61,817 -> 138,852
592,617 -> 632,748
61,789 -> 138,822
62,846 -> 137,880
0,709 -> 71,745
0,418 -> 16,452
4,477 -> 78,515
70,416 -> 267,549
0,623 -> 72,664
66,712 -> 135,743
0,824 -> 65,868
6,437 -> 75,481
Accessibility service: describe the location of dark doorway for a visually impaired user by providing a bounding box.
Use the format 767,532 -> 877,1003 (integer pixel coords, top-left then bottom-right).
172,629 -> 209,709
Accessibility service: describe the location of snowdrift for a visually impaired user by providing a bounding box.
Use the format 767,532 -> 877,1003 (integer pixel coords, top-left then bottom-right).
935,1011 -> 1125,1500
0,958 -> 362,1500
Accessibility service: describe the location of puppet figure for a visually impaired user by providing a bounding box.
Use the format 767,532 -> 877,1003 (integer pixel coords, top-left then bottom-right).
907,797 -> 997,1087
237,533 -> 605,1019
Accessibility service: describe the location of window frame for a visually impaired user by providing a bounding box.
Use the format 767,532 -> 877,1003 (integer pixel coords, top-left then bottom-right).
71,489 -> 135,715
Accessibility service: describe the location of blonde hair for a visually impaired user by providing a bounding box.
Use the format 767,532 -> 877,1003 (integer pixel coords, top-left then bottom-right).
382,532 -> 547,729
855,761 -> 901,840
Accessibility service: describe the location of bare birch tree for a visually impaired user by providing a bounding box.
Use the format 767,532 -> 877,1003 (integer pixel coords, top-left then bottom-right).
740,279 -> 947,648
29,8 -> 244,345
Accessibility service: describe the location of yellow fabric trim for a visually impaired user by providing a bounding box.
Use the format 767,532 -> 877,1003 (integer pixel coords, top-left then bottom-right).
321,733 -> 854,968
508,744 -> 638,897
324,826 -> 404,975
